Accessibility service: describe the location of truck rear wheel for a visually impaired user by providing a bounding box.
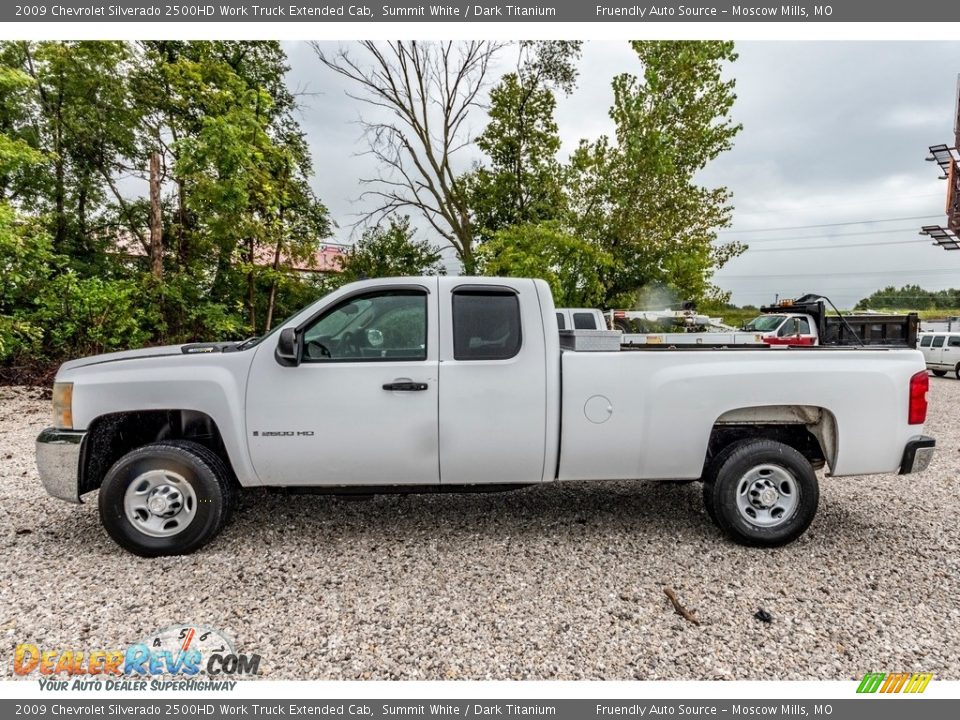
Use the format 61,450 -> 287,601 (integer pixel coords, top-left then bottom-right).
931,369 -> 947,377
702,438 -> 818,547
98,441 -> 235,557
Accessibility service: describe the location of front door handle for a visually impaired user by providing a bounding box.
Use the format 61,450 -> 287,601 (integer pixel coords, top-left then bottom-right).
382,381 -> 428,392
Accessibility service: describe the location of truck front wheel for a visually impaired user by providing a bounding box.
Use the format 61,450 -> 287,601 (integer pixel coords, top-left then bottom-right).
702,439 -> 819,547
98,441 -> 235,557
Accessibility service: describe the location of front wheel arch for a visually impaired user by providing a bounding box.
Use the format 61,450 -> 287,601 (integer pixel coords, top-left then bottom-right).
80,410 -> 235,498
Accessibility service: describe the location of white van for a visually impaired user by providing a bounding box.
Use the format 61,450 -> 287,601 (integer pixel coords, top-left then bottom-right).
919,332 -> 960,377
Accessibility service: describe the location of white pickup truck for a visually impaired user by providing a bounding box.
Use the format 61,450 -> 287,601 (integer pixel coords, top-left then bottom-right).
36,277 -> 936,556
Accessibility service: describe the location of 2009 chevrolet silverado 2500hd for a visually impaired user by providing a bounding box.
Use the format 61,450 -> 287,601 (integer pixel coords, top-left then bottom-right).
36,277 -> 936,556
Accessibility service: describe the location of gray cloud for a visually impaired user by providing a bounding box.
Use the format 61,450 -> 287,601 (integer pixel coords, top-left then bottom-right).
287,41 -> 960,308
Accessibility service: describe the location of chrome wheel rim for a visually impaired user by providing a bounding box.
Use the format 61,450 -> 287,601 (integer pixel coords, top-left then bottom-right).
123,469 -> 197,538
735,464 -> 799,528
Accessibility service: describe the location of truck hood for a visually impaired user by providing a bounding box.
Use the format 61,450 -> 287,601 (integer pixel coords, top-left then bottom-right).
58,341 -> 243,372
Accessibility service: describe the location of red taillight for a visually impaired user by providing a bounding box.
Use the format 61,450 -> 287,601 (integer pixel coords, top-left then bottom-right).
909,370 -> 929,425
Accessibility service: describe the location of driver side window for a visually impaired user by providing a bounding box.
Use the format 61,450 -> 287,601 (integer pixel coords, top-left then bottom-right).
301,290 -> 427,362
778,318 -> 799,337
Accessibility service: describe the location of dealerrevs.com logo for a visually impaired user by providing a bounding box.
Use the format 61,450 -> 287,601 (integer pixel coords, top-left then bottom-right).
14,625 -> 261,691
857,672 -> 934,694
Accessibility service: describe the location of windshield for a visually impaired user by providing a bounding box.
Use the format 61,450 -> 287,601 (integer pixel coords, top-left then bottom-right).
744,314 -> 785,332
235,307 -> 303,350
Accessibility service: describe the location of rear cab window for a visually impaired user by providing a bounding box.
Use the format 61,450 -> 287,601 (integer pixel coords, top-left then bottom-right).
452,290 -> 522,361
573,312 -> 598,330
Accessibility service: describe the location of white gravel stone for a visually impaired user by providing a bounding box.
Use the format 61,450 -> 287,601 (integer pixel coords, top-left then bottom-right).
0,376 -> 958,680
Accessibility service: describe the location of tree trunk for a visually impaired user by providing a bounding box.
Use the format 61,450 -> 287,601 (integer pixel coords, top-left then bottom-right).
176,178 -> 188,265
53,120 -> 66,251
265,209 -> 285,332
149,152 -> 164,279
264,237 -> 283,332
247,238 -> 257,333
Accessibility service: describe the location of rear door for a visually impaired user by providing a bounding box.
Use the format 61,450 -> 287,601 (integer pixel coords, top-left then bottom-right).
437,278 -> 548,485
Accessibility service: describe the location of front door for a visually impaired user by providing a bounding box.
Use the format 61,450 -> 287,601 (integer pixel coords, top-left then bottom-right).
246,281 -> 440,487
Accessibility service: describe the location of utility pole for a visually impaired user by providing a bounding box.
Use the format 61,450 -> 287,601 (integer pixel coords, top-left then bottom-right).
921,74 -> 960,249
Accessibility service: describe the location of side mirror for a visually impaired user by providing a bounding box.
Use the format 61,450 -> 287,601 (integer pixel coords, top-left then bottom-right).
275,327 -> 301,367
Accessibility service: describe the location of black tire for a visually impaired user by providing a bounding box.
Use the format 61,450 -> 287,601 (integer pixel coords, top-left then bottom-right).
955,364 -> 960,380
702,438 -> 819,547
701,441 -> 745,526
614,318 -> 633,333
931,369 -> 947,377
98,441 -> 235,557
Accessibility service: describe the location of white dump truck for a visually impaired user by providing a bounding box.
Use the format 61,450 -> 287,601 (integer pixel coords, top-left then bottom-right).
37,277 -> 935,556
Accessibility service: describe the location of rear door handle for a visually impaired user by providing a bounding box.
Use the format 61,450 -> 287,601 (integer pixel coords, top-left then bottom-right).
382,381 -> 429,391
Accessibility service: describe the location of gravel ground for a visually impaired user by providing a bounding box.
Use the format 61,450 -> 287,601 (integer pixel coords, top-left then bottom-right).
1,378 -> 958,681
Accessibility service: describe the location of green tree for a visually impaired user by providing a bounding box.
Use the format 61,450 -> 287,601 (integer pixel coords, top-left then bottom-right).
478,222 -> 611,307
1,42 -> 138,266
856,285 -> 960,311
339,217 -> 444,282
0,67 -> 51,361
0,205 -> 52,360
0,40 -> 333,370
136,42 -> 331,335
567,41 -> 745,307
468,41 -> 582,241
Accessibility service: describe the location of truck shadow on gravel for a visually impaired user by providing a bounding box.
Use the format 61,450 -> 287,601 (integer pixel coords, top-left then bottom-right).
19,479 -> 921,558
215,479 -> 905,554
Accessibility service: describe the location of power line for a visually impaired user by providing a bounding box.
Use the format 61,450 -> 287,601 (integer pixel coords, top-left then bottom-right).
717,267 -> 960,280
746,239 -> 934,253
723,226 -> 929,245
718,214 -> 943,234
734,292 -> 960,298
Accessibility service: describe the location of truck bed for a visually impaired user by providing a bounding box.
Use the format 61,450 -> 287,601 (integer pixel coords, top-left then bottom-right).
557,346 -> 925,482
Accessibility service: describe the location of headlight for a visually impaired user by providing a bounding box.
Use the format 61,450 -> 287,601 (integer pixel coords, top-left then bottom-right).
52,382 -> 73,429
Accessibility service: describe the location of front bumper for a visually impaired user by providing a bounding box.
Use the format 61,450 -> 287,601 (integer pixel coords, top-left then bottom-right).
899,435 -> 936,475
36,428 -> 86,503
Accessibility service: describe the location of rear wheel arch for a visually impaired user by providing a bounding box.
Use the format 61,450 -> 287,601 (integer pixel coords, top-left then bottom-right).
704,404 -> 838,475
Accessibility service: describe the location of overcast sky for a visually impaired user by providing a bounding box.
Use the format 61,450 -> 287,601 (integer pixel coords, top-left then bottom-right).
284,41 -> 960,308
